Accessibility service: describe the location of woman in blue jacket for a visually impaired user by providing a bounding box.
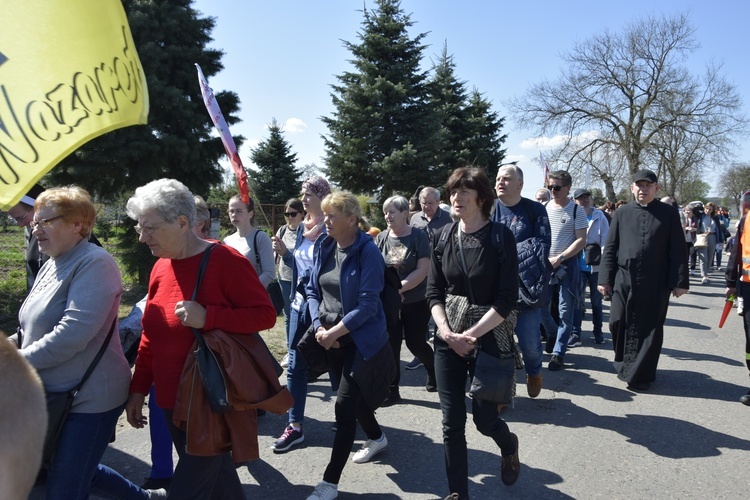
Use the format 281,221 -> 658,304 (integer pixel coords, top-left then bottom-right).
305,191 -> 395,500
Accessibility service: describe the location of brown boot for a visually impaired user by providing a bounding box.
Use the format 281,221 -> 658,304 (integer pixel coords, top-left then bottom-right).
526,373 -> 542,398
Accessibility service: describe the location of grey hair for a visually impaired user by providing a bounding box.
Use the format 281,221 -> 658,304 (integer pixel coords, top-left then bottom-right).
419,186 -> 440,202
126,178 -> 196,226
499,163 -> 524,181
383,195 -> 410,213
194,195 -> 211,234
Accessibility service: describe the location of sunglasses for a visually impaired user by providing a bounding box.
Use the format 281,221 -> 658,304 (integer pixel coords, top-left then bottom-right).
284,211 -> 299,217
549,185 -> 566,192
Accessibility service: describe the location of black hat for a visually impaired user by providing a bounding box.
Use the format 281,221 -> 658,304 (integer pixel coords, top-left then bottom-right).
573,188 -> 591,199
632,169 -> 657,183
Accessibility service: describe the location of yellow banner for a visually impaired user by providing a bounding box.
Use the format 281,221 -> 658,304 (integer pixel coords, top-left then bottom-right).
0,0 -> 149,209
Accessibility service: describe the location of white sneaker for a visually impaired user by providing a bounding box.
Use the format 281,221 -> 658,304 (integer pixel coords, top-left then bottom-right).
701,276 -> 709,284
307,481 -> 338,500
352,433 -> 388,463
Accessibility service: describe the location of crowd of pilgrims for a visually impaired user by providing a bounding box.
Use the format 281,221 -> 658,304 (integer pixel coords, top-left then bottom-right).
6,163 -> 736,500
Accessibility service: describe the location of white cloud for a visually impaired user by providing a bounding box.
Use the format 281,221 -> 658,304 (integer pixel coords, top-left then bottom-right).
519,131 -> 599,150
284,117 -> 307,133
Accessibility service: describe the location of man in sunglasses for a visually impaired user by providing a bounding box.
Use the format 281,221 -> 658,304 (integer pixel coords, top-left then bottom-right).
541,170 -> 588,371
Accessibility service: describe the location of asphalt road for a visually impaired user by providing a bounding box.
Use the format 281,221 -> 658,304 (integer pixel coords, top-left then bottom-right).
39,266 -> 750,499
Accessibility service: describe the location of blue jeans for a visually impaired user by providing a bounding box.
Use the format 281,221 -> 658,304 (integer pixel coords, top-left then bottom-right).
515,307 -> 543,376
148,386 -> 173,479
573,270 -> 603,338
541,261 -> 579,358
48,405 -> 146,500
287,303 -> 309,424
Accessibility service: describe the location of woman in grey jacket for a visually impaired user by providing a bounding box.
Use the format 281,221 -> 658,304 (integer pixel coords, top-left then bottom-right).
12,187 -> 158,499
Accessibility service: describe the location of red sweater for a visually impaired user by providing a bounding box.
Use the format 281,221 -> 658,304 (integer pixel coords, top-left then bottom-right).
130,244 -> 276,409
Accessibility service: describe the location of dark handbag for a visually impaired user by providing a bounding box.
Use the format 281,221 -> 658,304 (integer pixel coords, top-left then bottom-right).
296,324 -> 330,376
191,244 -> 232,414
469,350 -> 515,404
267,280 -> 285,316
253,230 -> 283,315
584,243 -> 601,266
43,317 -> 116,467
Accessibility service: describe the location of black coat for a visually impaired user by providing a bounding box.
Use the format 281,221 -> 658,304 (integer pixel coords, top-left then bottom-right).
598,199 -> 689,383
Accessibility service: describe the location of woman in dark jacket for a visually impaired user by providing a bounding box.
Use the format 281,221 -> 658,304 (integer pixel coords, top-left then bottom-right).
305,191 -> 394,500
427,167 -> 521,500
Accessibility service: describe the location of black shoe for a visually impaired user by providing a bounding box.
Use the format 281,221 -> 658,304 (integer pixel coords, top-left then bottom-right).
740,390 -> 750,406
627,380 -> 651,391
592,334 -> 605,344
501,433 -> 520,486
548,355 -> 564,371
381,388 -> 401,407
426,375 -> 437,392
141,477 -> 172,490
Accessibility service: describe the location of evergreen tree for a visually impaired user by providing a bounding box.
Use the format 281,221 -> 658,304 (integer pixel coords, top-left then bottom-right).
462,89 -> 507,178
322,0 -> 437,199
48,0 -> 243,201
250,119 -> 301,205
426,42 -> 470,178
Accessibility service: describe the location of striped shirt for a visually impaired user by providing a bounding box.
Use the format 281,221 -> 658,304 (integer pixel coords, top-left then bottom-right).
547,200 -> 588,258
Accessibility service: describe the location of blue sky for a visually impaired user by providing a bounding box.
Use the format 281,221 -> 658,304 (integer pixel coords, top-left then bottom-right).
191,0 -> 749,199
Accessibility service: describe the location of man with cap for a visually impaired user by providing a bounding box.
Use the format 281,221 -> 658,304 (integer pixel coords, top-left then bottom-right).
569,188 -> 609,347
493,163 -> 551,397
6,184 -> 47,291
598,169 -> 689,391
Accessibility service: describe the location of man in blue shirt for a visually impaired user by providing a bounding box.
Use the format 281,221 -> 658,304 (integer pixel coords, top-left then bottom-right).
493,164 -> 551,397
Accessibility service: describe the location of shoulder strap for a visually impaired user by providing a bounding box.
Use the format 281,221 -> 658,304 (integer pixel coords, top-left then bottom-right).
433,222 -> 457,265
252,229 -> 261,270
190,244 -> 218,346
280,225 -> 287,239
72,317 -> 117,395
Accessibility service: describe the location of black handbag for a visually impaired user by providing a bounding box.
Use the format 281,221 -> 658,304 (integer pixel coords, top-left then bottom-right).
253,230 -> 284,316
191,244 -> 232,414
469,350 -> 516,404
584,243 -> 601,266
43,317 -> 116,468
267,280 -> 285,316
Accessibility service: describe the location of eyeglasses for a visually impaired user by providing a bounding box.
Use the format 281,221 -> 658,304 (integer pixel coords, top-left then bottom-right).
30,215 -> 63,230
284,211 -> 299,217
11,208 -> 32,224
134,220 -> 169,235
549,185 -> 566,192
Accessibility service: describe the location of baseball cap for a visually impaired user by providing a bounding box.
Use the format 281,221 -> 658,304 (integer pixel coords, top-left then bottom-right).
573,188 -> 591,199
632,169 -> 657,183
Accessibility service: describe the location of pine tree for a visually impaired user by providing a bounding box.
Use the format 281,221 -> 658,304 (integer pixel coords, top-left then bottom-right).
322,0 -> 437,199
250,119 -> 301,205
463,89 -> 507,178
427,42 -> 471,178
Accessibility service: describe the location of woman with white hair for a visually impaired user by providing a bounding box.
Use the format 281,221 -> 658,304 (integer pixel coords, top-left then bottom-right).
124,179 -> 276,499
376,195 -> 435,405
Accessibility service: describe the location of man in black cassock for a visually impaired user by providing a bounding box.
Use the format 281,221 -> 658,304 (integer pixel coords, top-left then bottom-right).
598,169 -> 689,391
